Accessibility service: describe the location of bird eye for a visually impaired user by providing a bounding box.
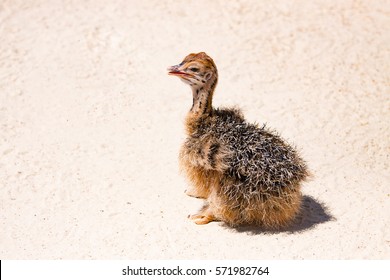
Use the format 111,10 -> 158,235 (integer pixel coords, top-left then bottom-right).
189,67 -> 199,72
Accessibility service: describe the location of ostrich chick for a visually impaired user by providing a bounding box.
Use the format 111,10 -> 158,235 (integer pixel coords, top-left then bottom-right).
168,52 -> 309,228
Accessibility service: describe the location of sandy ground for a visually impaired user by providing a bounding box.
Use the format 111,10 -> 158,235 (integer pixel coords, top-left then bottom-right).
0,0 -> 389,259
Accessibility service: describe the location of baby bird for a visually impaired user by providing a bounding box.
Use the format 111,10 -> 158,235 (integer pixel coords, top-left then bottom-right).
168,52 -> 309,229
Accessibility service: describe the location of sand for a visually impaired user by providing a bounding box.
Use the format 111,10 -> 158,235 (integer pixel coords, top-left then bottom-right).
0,0 -> 389,259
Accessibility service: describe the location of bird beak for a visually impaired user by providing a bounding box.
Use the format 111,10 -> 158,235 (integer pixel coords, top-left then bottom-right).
167,64 -> 188,77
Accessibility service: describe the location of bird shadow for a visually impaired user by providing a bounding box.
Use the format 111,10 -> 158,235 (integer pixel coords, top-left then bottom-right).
223,195 -> 335,235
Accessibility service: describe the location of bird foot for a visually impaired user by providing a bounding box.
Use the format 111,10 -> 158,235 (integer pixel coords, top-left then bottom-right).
188,214 -> 215,225
185,188 -> 207,199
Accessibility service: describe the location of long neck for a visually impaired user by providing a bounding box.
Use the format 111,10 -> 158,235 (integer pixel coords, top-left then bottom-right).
190,78 -> 217,116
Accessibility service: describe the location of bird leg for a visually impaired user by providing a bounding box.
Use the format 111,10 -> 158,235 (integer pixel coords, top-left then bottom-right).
188,204 -> 217,225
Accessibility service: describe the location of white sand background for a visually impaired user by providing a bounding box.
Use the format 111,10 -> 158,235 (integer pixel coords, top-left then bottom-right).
0,0 -> 389,259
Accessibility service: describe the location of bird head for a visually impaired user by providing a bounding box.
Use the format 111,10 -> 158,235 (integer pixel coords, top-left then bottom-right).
167,52 -> 218,89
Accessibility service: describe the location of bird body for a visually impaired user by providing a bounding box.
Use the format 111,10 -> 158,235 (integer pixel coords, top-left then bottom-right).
168,52 -> 308,228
